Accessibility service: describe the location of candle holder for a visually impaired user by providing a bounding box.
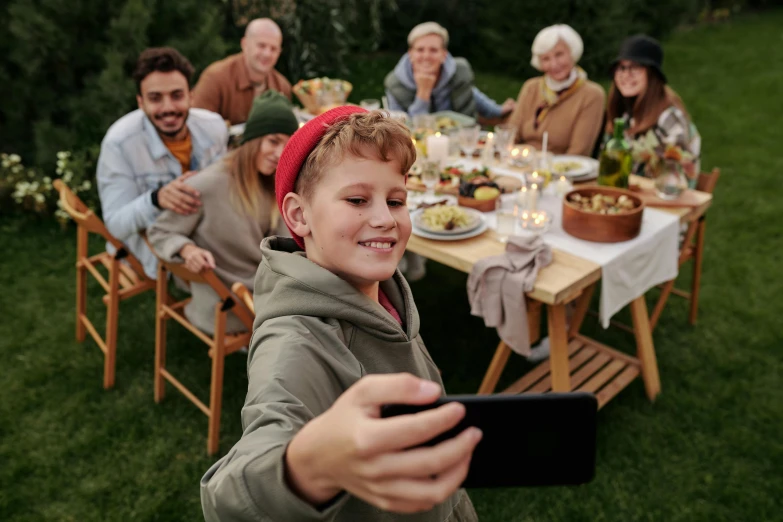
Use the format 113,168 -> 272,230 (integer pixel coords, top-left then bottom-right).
518,209 -> 551,235
509,145 -> 535,168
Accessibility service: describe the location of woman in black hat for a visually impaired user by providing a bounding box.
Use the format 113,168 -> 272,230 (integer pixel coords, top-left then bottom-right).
606,35 -> 701,178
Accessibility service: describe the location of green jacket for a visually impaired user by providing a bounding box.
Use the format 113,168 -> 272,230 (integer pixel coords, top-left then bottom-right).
200,236 -> 478,522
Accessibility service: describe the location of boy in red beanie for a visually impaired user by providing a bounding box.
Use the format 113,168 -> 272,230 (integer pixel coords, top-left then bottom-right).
200,108 -> 481,521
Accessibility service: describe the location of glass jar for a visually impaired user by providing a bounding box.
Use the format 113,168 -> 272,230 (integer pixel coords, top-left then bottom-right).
652,159 -> 688,200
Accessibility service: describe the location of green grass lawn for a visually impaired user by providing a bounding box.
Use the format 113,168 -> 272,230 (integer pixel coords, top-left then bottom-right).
2,11 -> 783,521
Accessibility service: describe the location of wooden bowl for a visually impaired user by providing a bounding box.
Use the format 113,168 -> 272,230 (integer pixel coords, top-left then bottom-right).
561,186 -> 644,243
458,195 -> 498,212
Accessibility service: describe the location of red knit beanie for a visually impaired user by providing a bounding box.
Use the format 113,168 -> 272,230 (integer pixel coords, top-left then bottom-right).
276,105 -> 368,249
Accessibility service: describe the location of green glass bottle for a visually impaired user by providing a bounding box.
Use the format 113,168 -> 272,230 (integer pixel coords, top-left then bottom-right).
598,118 -> 633,188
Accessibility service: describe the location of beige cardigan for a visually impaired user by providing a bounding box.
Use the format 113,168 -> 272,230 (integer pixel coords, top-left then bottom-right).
508,76 -> 606,157
147,160 -> 284,334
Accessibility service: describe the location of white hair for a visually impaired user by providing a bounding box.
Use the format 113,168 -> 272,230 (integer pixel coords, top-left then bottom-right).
530,24 -> 583,71
407,22 -> 449,48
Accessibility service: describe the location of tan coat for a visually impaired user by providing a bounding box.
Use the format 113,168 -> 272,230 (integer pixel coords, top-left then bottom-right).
192,53 -> 292,125
508,77 -> 606,157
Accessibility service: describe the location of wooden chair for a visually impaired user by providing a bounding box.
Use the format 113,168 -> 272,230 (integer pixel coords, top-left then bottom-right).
151,255 -> 255,455
231,282 -> 255,314
53,180 -> 156,389
649,168 -> 720,329
599,168 -> 721,333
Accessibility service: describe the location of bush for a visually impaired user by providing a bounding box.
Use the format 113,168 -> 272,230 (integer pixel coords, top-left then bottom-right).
0,148 -> 99,225
0,0 -> 227,168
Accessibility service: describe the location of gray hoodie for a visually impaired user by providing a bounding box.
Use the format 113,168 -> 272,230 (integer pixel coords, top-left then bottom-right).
200,236 -> 478,522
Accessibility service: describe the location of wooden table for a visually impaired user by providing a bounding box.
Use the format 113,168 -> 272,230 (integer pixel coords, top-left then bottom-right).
407,175 -> 713,408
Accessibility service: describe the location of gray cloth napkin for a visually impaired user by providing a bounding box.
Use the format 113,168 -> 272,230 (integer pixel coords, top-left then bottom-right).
467,235 -> 553,355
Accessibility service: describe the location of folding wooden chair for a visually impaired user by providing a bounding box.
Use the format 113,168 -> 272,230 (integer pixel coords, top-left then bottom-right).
649,168 -> 720,329
53,180 -> 156,389
231,282 -> 255,314
151,257 -> 255,455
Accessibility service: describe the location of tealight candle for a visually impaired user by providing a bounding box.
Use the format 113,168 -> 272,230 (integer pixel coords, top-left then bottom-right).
519,210 -> 550,232
426,132 -> 449,168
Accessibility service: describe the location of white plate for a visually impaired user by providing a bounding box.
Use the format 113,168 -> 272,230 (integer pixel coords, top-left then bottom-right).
413,207 -> 483,235
551,155 -> 599,179
410,208 -> 488,241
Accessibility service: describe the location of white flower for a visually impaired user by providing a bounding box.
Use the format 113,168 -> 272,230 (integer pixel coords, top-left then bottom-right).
30,181 -> 39,191
56,160 -> 65,170
16,181 -> 30,191
55,209 -> 70,221
57,151 -> 69,160
34,193 -> 45,203
43,176 -> 51,184
8,154 -> 21,164
81,180 -> 91,190
11,165 -> 22,174
1,159 -> 9,169
56,167 -> 64,175
57,199 -> 65,209
63,171 -> 73,183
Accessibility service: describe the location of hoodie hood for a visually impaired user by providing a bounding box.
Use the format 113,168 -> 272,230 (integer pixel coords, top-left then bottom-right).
252,236 -> 420,342
393,52 -> 458,93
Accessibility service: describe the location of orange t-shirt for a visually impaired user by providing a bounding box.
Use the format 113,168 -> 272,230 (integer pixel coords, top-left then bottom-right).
162,131 -> 193,174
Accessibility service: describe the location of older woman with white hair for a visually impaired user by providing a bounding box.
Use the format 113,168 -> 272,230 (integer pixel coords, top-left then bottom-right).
508,24 -> 605,156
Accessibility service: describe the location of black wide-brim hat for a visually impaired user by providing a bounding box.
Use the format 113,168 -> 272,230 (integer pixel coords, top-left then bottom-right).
610,34 -> 667,84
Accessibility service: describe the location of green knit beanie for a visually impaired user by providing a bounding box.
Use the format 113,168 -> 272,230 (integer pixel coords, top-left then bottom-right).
240,90 -> 299,144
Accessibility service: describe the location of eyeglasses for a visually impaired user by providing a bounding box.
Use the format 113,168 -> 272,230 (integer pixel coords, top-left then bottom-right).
615,63 -> 644,75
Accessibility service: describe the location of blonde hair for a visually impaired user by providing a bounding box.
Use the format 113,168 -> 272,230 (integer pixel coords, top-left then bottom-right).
407,21 -> 449,48
224,136 -> 276,219
295,110 -> 416,201
530,24 -> 583,71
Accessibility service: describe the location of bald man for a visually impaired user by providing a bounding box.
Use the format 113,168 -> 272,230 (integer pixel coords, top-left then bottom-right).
193,18 -> 292,125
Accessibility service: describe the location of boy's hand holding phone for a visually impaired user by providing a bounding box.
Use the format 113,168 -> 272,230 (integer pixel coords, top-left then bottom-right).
285,373 -> 482,514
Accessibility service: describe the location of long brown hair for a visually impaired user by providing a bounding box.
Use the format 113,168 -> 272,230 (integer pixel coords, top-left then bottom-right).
606,67 -> 689,136
223,136 -> 276,220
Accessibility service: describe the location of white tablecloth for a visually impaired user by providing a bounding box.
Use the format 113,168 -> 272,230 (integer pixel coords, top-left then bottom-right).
450,160 -> 681,327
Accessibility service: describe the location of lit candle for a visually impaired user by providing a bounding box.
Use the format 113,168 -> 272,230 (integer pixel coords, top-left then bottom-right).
517,186 -> 528,208
556,175 -> 572,198
481,131 -> 495,165
529,183 -> 538,212
426,132 -> 449,168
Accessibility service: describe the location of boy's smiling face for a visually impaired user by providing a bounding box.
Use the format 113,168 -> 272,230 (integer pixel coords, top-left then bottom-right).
286,152 -> 411,299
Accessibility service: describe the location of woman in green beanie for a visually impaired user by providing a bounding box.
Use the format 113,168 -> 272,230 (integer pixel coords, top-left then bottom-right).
148,91 -> 299,334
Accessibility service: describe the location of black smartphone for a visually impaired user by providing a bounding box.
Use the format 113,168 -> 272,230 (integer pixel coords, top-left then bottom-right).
380,392 -> 597,488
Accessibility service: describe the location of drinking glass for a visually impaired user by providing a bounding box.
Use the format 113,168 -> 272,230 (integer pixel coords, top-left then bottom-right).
360,99 -> 381,110
494,124 -> 516,164
495,208 -> 517,243
458,125 -> 481,157
413,114 -> 437,133
420,160 -> 440,200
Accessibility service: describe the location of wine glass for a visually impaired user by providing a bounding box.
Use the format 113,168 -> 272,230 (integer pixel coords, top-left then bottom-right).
458,124 -> 481,157
420,160 -> 440,201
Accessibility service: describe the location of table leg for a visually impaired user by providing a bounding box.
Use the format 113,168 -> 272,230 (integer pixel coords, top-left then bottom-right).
629,296 -> 661,400
547,304 -> 571,392
568,283 -> 597,339
477,341 -> 511,395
